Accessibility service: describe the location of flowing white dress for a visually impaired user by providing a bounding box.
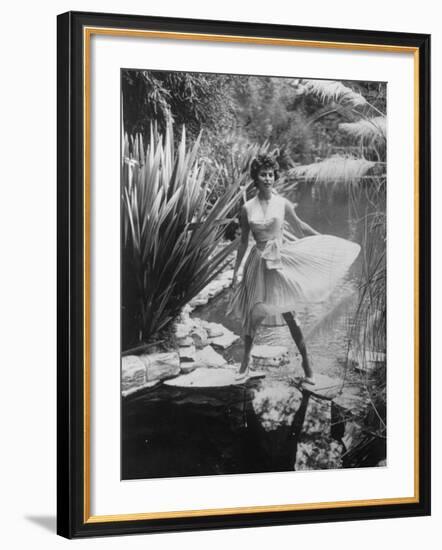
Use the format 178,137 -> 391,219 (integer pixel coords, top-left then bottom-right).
227,194 -> 361,336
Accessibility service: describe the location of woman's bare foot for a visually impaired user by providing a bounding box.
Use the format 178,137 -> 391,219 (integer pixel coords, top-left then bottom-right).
235,366 -> 250,382
301,376 -> 316,386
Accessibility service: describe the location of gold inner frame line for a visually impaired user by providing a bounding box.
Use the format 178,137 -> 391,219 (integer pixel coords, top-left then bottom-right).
83,26 -> 420,524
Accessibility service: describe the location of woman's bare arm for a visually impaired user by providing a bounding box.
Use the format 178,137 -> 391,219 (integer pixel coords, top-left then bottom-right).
284,199 -> 320,236
232,205 -> 250,286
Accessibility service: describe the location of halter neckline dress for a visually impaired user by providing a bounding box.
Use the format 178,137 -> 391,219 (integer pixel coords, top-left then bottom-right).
227,193 -> 361,336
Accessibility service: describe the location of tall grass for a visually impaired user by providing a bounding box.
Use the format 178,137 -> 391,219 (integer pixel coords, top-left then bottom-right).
122,123 -> 243,348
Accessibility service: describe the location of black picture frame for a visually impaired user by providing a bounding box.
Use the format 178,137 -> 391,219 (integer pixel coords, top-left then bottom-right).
57,10 -> 431,539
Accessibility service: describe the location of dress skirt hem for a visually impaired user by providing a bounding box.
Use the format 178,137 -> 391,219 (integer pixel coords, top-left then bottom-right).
227,235 -> 361,337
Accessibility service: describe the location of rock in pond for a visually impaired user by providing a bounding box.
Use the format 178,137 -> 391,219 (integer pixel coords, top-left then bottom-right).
189,326 -> 209,349
189,294 -> 209,308
179,363 -> 197,375
194,345 -> 227,368
200,320 -> 224,339
139,351 -> 180,381
122,355 -> 146,391
174,319 -> 196,339
251,345 -> 290,368
209,326 -> 239,349
164,365 -> 264,388
178,345 -> 196,362
176,335 -> 194,347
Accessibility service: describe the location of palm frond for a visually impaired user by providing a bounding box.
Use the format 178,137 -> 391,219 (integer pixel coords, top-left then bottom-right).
289,156 -> 377,183
339,116 -> 386,141
301,80 -> 367,108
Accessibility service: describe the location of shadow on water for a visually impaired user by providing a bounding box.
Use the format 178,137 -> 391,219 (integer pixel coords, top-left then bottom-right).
122,381 -> 258,479
122,379 -> 314,479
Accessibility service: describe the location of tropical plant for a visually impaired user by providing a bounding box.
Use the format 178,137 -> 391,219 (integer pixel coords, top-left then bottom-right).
286,79 -> 387,457
299,79 -> 368,108
122,123 -> 243,348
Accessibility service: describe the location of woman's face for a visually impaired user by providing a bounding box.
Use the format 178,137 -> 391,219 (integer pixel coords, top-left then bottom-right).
255,167 -> 275,194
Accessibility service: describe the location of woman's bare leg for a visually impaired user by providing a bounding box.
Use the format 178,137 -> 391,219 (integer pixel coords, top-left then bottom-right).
282,312 -> 314,380
238,335 -> 254,375
237,305 -> 266,377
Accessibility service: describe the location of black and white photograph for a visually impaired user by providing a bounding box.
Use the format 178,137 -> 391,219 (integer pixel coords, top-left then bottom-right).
0,0 -> 435,544
121,69 -> 387,480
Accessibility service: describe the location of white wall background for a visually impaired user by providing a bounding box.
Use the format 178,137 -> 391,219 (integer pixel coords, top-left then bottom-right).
0,0 -> 439,547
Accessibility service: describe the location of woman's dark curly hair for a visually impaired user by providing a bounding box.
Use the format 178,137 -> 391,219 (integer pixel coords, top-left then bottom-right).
250,154 -> 280,184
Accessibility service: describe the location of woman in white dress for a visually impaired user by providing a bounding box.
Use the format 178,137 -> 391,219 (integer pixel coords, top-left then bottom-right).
228,155 -> 360,384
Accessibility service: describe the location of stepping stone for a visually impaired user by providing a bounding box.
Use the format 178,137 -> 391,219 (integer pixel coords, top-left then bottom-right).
176,336 -> 194,347
178,345 -> 196,362
251,345 -> 290,368
333,386 -> 367,415
164,366 -> 265,388
122,379 -> 160,398
189,294 -> 209,307
180,363 -> 197,375
189,326 -> 209,349
292,373 -> 341,401
174,319 -> 195,339
140,351 -> 180,381
200,320 -> 224,338
210,327 -> 239,349
206,280 -> 225,298
194,345 -> 227,368
121,355 -> 146,391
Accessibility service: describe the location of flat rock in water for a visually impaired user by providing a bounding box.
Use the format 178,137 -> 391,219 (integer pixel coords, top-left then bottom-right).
179,345 -> 196,362
210,327 -> 239,349
252,345 -> 289,367
174,320 -> 196,339
164,366 -> 265,388
333,386 -> 366,414
194,345 -> 227,368
189,294 -> 209,307
176,336 -> 194,347
293,373 -> 341,401
200,320 -> 224,338
206,280 -> 225,298
122,379 -> 160,398
179,363 -> 197,375
121,355 -> 146,391
189,326 -> 209,349
139,351 -> 180,382
220,269 -> 234,282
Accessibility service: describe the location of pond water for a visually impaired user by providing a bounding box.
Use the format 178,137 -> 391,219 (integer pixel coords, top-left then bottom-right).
122,195 -> 384,480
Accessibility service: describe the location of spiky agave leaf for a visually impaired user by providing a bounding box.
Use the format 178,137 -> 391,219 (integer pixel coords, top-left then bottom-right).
300,80 -> 367,108
122,123 -> 244,347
